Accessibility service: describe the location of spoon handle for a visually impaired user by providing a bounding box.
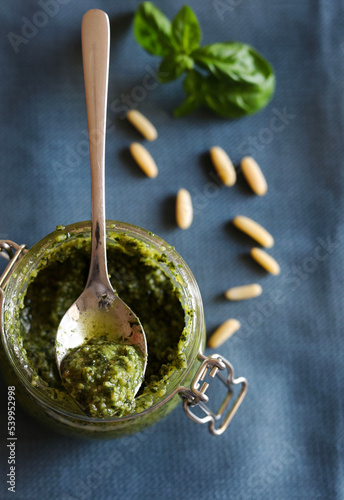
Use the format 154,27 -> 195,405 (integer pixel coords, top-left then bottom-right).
82,9 -> 112,291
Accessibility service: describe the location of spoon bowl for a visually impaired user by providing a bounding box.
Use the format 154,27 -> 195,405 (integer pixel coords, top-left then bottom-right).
56,286 -> 147,395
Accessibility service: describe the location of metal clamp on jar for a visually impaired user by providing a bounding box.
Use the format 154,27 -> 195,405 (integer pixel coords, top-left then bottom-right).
0,224 -> 247,438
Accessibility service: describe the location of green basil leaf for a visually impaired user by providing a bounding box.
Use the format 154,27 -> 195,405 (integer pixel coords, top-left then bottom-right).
203,76 -> 275,117
193,42 -> 274,87
182,68 -> 204,93
134,2 -> 173,57
173,70 -> 203,116
176,69 -> 275,118
171,6 -> 201,54
158,53 -> 194,83
173,95 -> 200,118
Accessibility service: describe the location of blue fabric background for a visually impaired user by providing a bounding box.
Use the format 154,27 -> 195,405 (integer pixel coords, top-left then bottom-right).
0,1 -> 343,499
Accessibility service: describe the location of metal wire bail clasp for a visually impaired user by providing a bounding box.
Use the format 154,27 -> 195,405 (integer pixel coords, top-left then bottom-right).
181,352 -> 248,436
0,241 -> 27,290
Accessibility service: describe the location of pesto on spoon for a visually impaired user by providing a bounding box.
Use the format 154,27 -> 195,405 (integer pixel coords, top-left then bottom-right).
55,9 -> 147,417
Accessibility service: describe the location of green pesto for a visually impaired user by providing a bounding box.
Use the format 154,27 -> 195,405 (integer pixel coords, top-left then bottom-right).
61,339 -> 144,418
18,232 -> 189,417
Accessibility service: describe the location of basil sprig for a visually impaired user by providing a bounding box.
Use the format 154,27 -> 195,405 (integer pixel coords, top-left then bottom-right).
134,2 -> 275,118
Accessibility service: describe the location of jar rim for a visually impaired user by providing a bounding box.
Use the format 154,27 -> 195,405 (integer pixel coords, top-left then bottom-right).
1,220 -> 205,423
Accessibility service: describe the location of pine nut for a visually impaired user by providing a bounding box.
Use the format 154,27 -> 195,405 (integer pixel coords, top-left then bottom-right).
208,319 -> 241,348
241,156 -> 267,196
225,283 -> 262,301
233,215 -> 274,248
176,189 -> 193,229
210,146 -> 236,186
126,110 -> 158,141
129,143 -> 158,178
251,248 -> 280,275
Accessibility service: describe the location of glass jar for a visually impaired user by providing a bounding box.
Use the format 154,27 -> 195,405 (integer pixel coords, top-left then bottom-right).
0,221 -> 247,438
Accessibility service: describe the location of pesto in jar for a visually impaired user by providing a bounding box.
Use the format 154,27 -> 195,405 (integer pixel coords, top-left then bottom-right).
17,231 -> 189,417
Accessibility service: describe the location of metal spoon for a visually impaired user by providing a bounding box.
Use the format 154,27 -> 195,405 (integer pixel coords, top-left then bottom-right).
55,9 -> 147,396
